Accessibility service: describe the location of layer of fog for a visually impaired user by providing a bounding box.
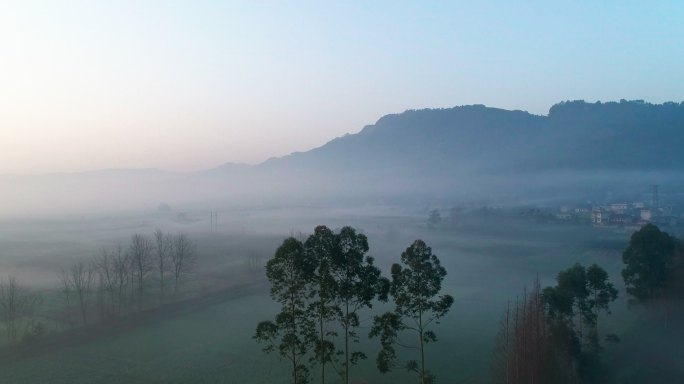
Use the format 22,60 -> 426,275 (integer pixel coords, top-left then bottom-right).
2,167 -> 683,220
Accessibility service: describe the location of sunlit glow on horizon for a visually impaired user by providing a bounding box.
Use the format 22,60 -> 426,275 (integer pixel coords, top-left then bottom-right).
1,1 -> 683,174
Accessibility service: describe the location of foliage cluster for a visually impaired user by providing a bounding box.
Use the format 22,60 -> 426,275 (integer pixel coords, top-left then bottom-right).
492,263 -> 618,384
621,224 -> 683,305
255,226 -> 453,384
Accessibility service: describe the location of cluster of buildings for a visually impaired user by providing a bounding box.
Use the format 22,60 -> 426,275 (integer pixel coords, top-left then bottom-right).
553,200 -> 681,230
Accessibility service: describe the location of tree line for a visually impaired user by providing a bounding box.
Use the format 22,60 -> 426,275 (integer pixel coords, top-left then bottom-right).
491,263 -> 618,384
254,225 -> 454,384
0,276 -> 42,343
492,223 -> 684,384
59,230 -> 197,328
0,230 -> 197,345
256,223 -> 683,384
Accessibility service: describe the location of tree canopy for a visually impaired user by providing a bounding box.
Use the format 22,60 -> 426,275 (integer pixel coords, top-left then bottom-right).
254,237 -> 315,384
370,239 -> 453,384
622,224 -> 679,302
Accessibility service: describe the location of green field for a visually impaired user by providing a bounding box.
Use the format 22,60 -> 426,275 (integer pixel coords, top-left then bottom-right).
0,209 -> 638,383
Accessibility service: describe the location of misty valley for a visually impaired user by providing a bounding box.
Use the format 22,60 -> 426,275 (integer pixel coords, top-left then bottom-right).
3,100 -> 684,383
4,1 -> 684,382
0,196 -> 683,383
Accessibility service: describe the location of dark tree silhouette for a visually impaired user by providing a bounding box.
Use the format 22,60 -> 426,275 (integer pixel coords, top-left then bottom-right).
129,233 -> 154,308
540,263 -> 618,382
586,264 -> 618,350
304,225 -> 338,384
555,263 -> 590,340
154,229 -> 172,304
622,224 -> 678,303
0,276 -> 42,343
96,249 -> 117,317
492,280 -> 555,384
254,237 -> 315,384
170,233 -> 197,298
66,260 -> 94,326
330,226 -> 389,384
370,239 -> 453,384
494,264 -> 617,384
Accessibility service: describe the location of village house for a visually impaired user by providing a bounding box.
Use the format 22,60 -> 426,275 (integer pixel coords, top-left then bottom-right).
591,209 -> 609,225
609,202 -> 628,214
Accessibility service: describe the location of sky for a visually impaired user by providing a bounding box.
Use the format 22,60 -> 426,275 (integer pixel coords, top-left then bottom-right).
1,1 -> 683,174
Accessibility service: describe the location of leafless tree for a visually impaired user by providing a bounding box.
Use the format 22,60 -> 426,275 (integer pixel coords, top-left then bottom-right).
0,276 -> 42,342
112,245 -> 131,314
492,299 -> 512,384
96,249 -> 114,317
0,276 -> 22,342
20,288 -> 44,342
66,260 -> 94,326
130,233 -> 154,308
96,247 -> 132,318
171,233 -> 197,298
60,270 -> 74,328
491,279 -> 577,384
154,229 -> 173,304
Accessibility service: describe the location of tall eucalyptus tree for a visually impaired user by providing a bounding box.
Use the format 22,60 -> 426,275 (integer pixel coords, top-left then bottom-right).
255,237 -> 315,384
304,225 -> 338,384
370,239 -> 453,384
331,226 -> 389,384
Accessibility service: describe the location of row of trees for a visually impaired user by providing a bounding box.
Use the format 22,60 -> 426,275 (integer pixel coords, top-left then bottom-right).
254,226 -> 453,384
60,230 -> 197,327
0,230 -> 198,346
0,276 -> 43,343
492,223 -> 684,384
492,263 -> 618,384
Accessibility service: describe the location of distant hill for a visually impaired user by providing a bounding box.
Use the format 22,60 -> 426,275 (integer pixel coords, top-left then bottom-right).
3,100 -> 684,216
259,100 -> 684,175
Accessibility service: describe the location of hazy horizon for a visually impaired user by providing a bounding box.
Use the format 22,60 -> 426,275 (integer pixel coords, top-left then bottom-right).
2,4 -> 684,383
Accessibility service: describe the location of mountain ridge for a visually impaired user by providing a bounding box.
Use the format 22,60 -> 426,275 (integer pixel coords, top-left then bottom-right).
257,99 -> 684,176
3,99 -> 684,216
6,99 -> 683,178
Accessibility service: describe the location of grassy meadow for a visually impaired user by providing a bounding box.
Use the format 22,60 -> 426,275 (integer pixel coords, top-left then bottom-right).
0,207 -> 640,383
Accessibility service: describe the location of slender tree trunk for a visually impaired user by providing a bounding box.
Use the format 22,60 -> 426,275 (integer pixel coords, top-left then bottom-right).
79,292 -> 87,325
419,307 -> 425,384
130,269 -> 136,307
578,306 -> 582,343
320,303 -> 325,384
514,299 -> 520,383
505,301 -> 510,384
292,347 -> 297,384
594,290 -> 598,335
160,273 -> 164,305
593,290 -> 600,349
345,299 -> 349,384
290,263 -> 299,384
292,292 -> 297,384
138,272 -> 143,310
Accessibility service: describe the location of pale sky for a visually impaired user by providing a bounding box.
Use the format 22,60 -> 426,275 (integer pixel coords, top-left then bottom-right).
1,1 -> 683,174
